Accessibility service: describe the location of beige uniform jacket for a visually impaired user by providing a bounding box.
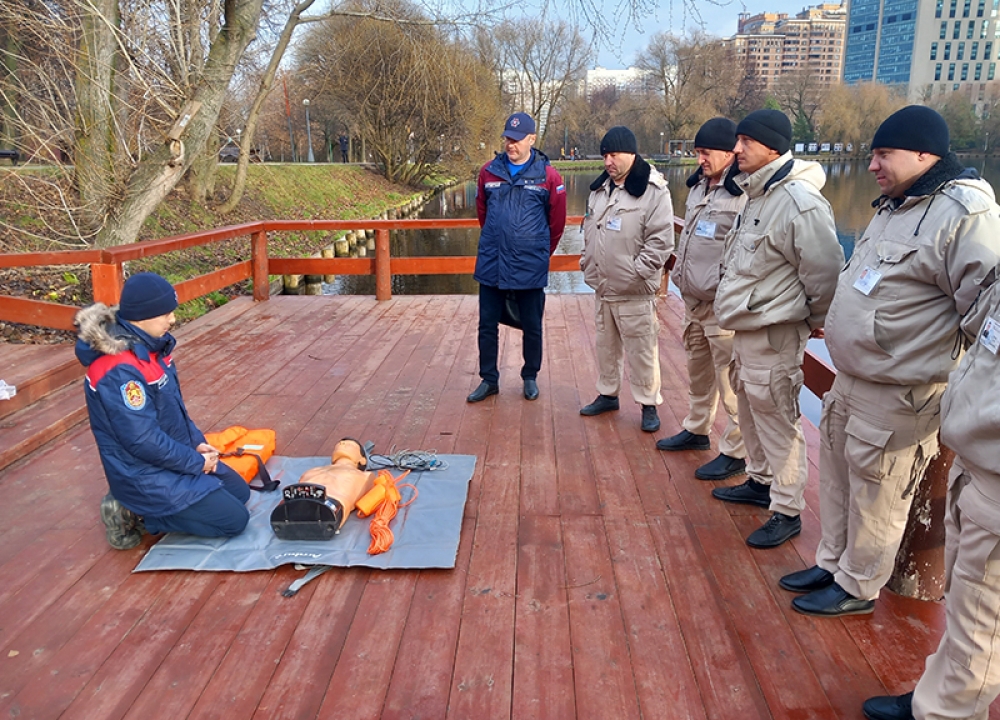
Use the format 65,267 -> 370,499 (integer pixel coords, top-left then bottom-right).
826,168 -> 1000,386
941,274 -> 1000,527
671,173 -> 747,303
581,158 -> 675,299
714,153 -> 843,332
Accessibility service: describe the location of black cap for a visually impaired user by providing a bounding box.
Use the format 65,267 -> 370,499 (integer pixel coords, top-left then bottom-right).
600,126 -> 638,155
736,110 -> 792,155
871,105 -> 950,156
694,118 -> 738,152
118,272 -> 179,321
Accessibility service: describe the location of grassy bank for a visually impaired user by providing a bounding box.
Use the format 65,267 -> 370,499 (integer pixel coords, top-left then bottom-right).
0,163 -> 454,340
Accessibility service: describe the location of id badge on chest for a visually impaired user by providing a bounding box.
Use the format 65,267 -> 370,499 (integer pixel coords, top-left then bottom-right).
980,316 -> 1000,354
607,216 -> 622,232
695,219 -> 717,238
853,266 -> 882,295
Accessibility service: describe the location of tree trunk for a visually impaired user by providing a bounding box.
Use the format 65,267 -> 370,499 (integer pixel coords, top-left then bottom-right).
93,0 -> 266,247
74,0 -> 120,233
1,27 -> 20,149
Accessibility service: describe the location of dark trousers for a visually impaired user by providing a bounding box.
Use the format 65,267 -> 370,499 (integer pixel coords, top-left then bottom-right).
478,284 -> 545,384
145,463 -> 251,537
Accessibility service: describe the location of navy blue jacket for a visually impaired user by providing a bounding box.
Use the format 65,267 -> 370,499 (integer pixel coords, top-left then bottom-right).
475,148 -> 567,289
75,304 -> 223,518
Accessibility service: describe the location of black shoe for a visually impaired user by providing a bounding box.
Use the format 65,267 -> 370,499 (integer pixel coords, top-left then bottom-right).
641,405 -> 660,433
467,381 -> 499,403
695,453 -> 746,481
711,477 -> 771,508
747,512 -> 801,548
863,692 -> 914,720
580,394 -> 619,416
656,429 -> 710,452
779,565 -> 835,593
792,582 -> 875,617
100,493 -> 142,550
523,378 -> 539,401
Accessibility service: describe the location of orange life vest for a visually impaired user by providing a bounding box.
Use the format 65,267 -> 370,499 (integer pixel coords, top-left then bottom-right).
203,426 -> 277,483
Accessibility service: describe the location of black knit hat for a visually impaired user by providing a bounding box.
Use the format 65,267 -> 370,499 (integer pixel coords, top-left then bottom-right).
871,105 -> 950,156
694,118 -> 738,152
118,272 -> 179,321
736,110 -> 792,154
600,126 -> 638,155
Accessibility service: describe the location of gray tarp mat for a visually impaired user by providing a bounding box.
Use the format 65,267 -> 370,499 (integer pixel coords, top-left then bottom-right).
133,455 -> 476,572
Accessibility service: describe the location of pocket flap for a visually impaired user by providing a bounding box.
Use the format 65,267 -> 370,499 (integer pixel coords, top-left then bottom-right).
845,415 -> 893,448
740,365 -> 772,386
876,241 -> 918,264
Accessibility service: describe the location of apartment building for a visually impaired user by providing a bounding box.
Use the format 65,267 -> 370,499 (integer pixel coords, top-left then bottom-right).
727,4 -> 847,90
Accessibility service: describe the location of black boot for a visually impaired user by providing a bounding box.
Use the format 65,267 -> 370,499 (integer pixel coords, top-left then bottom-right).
862,692 -> 914,720
641,405 -> 660,433
467,381 -> 499,403
580,394 -> 619,416
711,477 -> 771,508
656,429 -> 710,451
792,582 -> 874,617
695,453 -> 746,480
746,512 -> 801,548
779,565 -> 835,593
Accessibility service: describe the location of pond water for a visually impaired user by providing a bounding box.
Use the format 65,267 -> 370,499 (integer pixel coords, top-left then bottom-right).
327,155 -> 1000,297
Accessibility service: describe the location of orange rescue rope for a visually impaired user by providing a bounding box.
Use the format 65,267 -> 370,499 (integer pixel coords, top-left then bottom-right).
356,469 -> 416,555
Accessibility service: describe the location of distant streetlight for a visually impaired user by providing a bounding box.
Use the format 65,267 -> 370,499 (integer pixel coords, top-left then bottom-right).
660,131 -> 664,155
303,98 -> 315,163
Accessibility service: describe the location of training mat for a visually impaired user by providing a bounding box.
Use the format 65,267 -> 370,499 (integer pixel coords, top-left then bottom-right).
133,455 -> 476,572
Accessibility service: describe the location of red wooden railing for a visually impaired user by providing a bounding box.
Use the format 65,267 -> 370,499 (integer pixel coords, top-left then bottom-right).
1,215 -> 837,392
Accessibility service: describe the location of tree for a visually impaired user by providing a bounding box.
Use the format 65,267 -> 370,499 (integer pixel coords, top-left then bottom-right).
770,69 -> 826,144
295,0 -> 498,185
818,82 -> 906,154
637,32 -> 737,149
932,91 -> 979,150
478,18 -> 592,145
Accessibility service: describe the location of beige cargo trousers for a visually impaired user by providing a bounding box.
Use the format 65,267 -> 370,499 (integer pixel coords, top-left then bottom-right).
814,372 -> 942,600
681,297 -> 745,458
913,458 -> 1000,720
731,322 -> 810,516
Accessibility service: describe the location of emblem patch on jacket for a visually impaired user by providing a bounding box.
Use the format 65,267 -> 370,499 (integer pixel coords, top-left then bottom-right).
121,380 -> 147,410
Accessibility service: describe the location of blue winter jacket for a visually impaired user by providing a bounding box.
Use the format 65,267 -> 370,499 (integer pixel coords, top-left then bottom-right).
75,304 -> 223,518
475,148 -> 567,289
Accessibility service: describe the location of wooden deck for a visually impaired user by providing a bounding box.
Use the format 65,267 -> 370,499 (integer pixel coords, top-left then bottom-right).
0,293 -> 984,720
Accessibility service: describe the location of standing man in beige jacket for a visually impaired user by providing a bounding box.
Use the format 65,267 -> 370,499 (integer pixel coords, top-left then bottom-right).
657,118 -> 748,481
863,272 -> 1000,720
781,105 -> 1000,619
580,126 -> 675,433
711,109 -> 843,549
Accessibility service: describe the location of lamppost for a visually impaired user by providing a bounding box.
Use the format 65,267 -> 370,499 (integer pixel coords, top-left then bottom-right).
660,131 -> 664,156
303,98 -> 315,163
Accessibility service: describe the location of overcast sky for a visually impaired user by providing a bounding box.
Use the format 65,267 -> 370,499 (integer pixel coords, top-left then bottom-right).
590,0 -> 829,67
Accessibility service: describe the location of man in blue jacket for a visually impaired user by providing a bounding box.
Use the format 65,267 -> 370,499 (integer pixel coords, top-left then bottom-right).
469,112 -> 567,403
76,273 -> 250,549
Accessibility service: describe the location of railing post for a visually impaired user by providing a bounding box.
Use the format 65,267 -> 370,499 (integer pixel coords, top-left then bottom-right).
91,262 -> 123,306
251,228 -> 270,301
888,443 -> 952,601
375,228 -> 391,301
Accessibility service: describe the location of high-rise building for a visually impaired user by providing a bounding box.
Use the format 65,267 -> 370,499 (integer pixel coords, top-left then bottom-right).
844,0 -> 1000,106
726,4 -> 847,90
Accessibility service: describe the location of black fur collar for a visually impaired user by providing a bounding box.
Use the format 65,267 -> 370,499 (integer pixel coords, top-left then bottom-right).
685,163 -> 743,196
872,152 -> 972,207
590,154 -> 652,197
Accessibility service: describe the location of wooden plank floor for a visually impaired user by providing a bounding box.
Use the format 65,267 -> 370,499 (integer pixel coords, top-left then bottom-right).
0,293 -> 990,720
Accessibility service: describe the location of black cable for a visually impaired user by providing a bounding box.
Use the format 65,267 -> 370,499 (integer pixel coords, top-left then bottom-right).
367,446 -> 448,472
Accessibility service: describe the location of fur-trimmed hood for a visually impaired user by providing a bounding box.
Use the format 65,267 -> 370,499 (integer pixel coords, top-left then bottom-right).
74,303 -> 176,367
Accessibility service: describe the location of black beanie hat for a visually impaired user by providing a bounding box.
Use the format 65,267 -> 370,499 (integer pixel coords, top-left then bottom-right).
118,272 -> 179,321
694,117 -> 738,152
736,110 -> 792,155
871,105 -> 950,156
600,126 -> 638,155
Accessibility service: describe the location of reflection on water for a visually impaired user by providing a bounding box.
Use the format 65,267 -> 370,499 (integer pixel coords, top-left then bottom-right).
328,156 -> 1000,296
